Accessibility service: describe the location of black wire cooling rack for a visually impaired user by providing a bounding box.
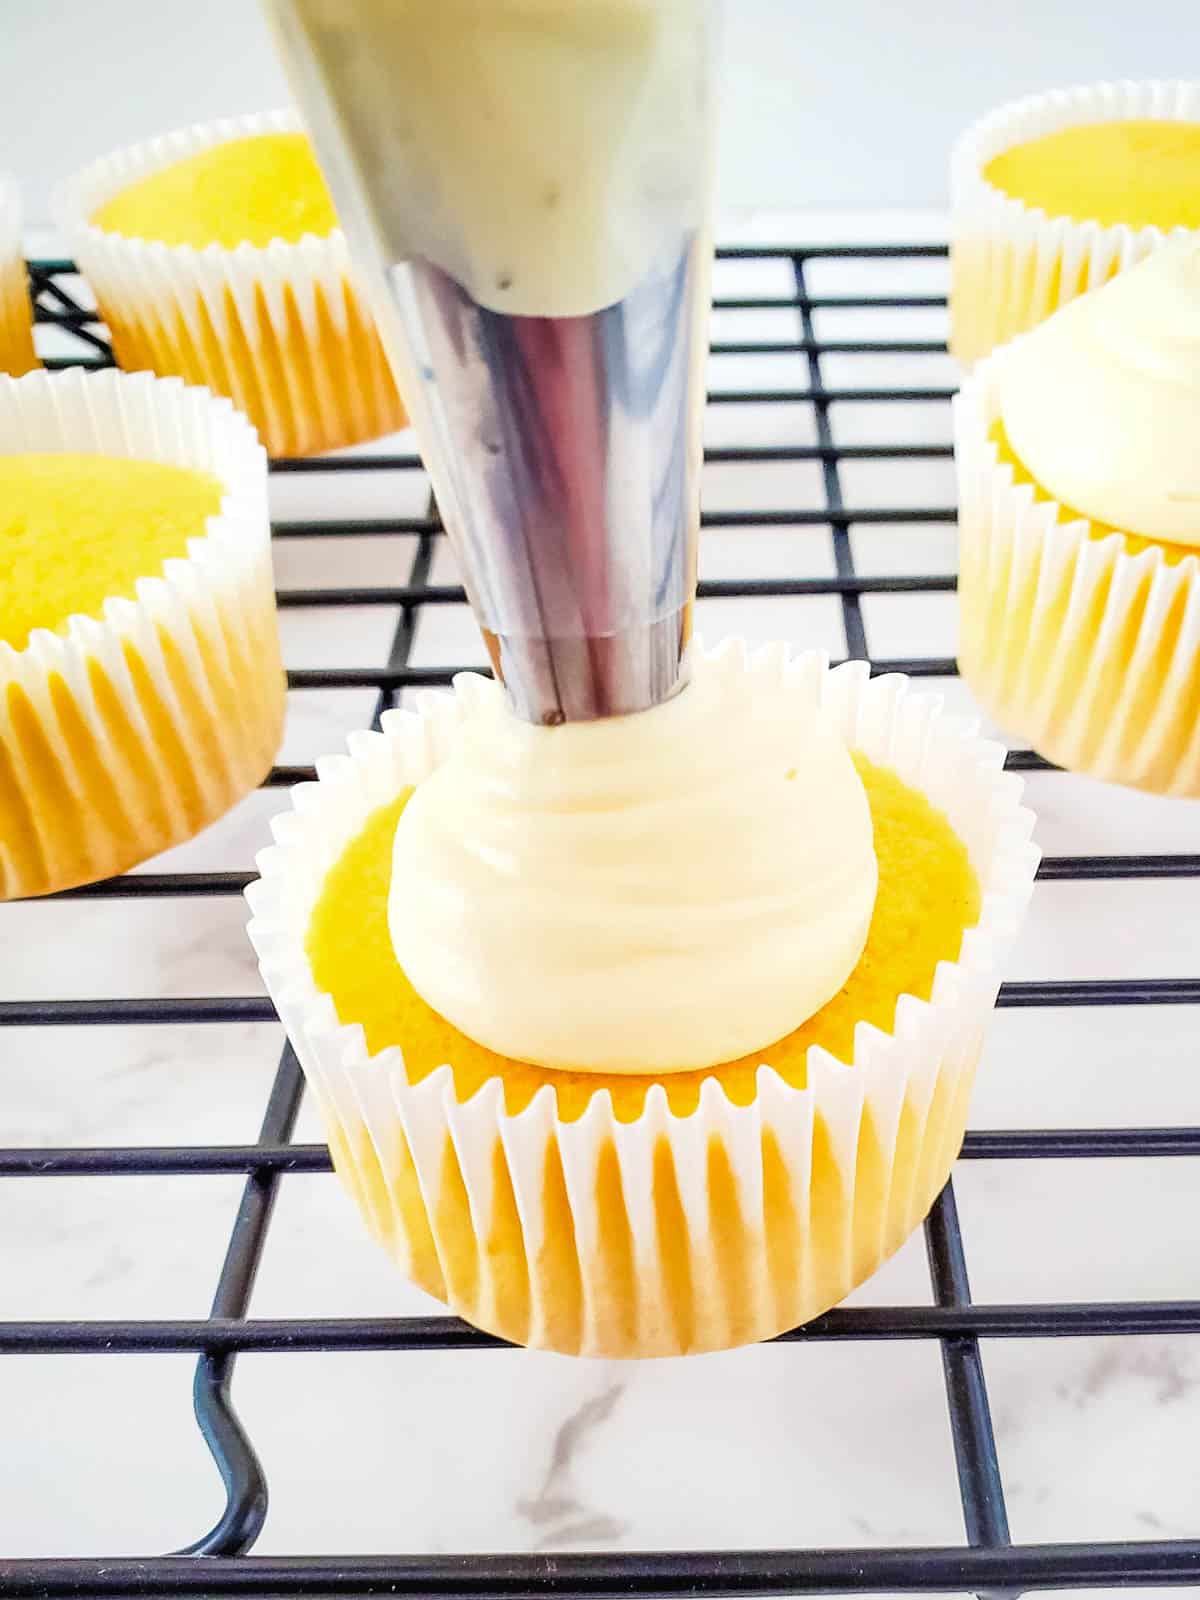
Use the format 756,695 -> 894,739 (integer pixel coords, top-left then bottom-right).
2,243 -> 1199,1599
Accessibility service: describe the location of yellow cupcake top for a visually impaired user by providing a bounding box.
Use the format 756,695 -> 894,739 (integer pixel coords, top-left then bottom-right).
91,132 -> 338,249
984,120 -> 1200,229
306,755 -> 980,1123
0,453 -> 223,652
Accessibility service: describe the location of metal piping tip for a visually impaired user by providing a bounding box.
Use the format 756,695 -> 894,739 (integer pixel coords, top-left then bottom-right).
262,0 -> 717,722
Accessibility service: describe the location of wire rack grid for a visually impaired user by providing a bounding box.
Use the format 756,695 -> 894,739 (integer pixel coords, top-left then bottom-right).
1,242 -> 1199,1598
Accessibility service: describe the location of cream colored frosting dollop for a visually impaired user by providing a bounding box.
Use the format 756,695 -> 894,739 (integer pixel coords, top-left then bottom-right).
388,647 -> 878,1074
996,243 -> 1200,545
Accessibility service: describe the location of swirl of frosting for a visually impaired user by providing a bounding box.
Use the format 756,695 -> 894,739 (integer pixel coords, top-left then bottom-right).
387,648 -> 878,1073
995,243 -> 1200,545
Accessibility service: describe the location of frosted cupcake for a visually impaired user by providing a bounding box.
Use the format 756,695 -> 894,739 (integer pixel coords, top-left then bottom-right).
950,80 -> 1200,365
55,111 -> 407,457
957,244 -> 1200,795
0,368 -> 284,899
248,643 -> 1036,1359
0,175 -> 38,377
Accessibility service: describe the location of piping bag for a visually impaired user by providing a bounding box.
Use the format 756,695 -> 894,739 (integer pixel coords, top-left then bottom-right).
261,0 -> 719,723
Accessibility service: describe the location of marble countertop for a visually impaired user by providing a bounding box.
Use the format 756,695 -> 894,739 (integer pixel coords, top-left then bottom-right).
3,216 -> 1199,1597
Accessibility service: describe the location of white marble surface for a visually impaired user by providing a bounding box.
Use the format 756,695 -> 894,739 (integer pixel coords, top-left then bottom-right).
2,223 -> 1200,1596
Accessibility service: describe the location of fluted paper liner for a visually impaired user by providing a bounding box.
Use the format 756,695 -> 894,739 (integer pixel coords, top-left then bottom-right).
956,363 -> 1200,795
0,174 -> 37,377
247,643 -> 1037,1358
950,80 -> 1200,366
0,368 -> 285,898
55,110 -> 406,457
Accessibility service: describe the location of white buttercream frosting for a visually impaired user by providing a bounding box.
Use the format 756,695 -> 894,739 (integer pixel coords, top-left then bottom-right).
996,242 -> 1200,545
387,646 -> 878,1074
265,0 -> 714,317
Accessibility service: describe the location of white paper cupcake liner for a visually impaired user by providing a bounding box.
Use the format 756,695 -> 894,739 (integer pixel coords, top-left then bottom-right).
54,110 -> 406,457
247,641 -> 1038,1359
956,361 -> 1200,795
950,80 -> 1200,366
0,367 -> 285,898
0,174 -> 37,378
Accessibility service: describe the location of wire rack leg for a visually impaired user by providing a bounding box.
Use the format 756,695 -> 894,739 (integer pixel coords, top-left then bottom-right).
177,1046 -> 306,1555
176,520 -> 437,1554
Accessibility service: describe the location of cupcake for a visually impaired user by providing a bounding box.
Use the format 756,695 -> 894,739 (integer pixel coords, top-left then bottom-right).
950,80 -> 1200,366
956,244 -> 1200,795
248,643 -> 1037,1358
0,174 -> 38,377
55,111 -> 407,457
0,367 -> 285,899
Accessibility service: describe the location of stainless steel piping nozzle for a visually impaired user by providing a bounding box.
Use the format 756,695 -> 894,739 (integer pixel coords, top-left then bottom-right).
263,0 -> 716,723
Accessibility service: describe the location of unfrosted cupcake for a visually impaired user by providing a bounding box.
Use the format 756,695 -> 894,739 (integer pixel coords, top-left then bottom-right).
55,111 -> 406,457
248,643 -> 1036,1359
957,244 -> 1200,795
950,80 -> 1200,365
0,175 -> 38,377
0,368 -> 284,899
